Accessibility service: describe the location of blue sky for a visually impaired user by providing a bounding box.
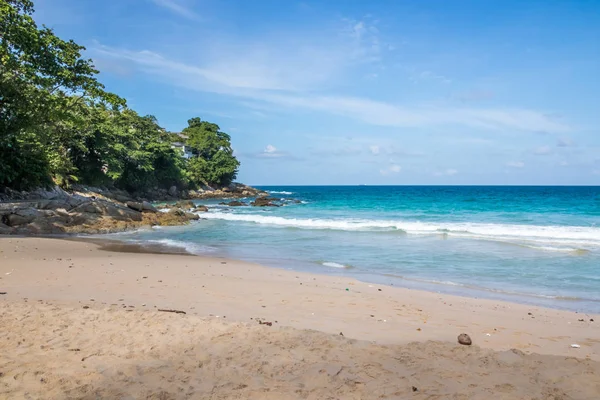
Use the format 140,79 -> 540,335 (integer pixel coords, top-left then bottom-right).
34,0 -> 600,185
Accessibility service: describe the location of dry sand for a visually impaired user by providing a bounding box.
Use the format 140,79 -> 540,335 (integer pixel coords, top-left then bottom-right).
1,237 -> 599,399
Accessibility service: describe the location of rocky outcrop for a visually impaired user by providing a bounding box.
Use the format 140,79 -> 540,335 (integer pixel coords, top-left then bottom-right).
187,183 -> 268,200
251,198 -> 280,207
126,201 -> 158,213
0,181 -> 269,235
0,188 -> 200,236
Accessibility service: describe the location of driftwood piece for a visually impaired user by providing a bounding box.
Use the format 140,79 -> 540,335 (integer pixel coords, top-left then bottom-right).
158,309 -> 186,314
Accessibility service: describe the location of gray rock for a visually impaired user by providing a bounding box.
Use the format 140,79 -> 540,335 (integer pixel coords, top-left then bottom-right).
168,185 -> 178,197
251,198 -> 280,207
4,208 -> 44,226
142,201 -> 158,213
193,206 -> 208,212
168,208 -> 186,217
458,333 -> 472,346
174,200 -> 195,210
227,201 -> 246,207
0,222 -> 13,234
71,202 -> 104,214
36,200 -> 67,210
103,204 -> 143,221
126,201 -> 144,212
6,214 -> 33,226
185,212 -> 200,221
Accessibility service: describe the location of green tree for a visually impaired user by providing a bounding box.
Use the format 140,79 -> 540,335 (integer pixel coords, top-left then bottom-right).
0,1 -> 239,194
0,0 -> 122,189
183,117 -> 239,187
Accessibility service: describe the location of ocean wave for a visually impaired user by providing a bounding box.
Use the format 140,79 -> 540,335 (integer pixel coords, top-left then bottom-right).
267,190 -> 294,195
198,212 -> 600,248
382,273 -> 600,303
321,262 -> 352,269
140,239 -> 217,255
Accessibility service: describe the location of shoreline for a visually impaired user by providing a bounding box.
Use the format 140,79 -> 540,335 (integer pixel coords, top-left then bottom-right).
1,236 -> 599,360
81,233 -> 600,314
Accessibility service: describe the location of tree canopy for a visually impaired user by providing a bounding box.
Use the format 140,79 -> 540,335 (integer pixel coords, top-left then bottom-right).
183,118 -> 239,187
0,0 -> 240,192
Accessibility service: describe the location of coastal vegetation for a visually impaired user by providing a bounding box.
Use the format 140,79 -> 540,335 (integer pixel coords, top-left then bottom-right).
0,0 -> 239,193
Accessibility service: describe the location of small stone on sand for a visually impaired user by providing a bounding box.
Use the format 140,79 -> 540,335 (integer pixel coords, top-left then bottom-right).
458,333 -> 472,345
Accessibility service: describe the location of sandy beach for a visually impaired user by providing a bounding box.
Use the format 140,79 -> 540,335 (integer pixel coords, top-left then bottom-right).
1,237 -> 599,399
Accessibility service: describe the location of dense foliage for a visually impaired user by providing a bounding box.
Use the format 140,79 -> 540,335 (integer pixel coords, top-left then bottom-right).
0,0 -> 239,192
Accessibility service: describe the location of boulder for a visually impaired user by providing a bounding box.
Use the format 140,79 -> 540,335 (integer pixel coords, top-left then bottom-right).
193,206 -> 208,212
67,212 -> 102,227
5,208 -> 44,226
251,198 -> 279,207
0,222 -> 13,235
168,208 -> 186,217
227,201 -> 245,207
458,333 -> 472,346
185,212 -> 200,221
168,186 -> 178,197
36,199 -> 68,210
71,202 -> 105,214
126,201 -> 144,212
21,217 -> 69,235
6,214 -> 33,226
66,195 -> 88,210
174,200 -> 195,210
103,203 -> 143,221
142,201 -> 158,213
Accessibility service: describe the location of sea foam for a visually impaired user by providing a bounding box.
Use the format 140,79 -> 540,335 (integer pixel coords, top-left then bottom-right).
198,212 -> 600,248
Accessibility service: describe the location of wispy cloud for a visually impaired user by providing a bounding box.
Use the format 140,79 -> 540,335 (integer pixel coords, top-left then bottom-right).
533,145 -> 552,155
507,161 -> 525,168
380,164 -> 402,175
433,169 -> 458,176
557,137 -> 576,147
151,0 -> 200,20
410,69 -> 452,84
242,144 -> 298,160
95,24 -> 570,134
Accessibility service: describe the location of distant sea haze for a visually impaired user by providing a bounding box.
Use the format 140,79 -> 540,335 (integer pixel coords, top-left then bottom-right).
108,186 -> 600,313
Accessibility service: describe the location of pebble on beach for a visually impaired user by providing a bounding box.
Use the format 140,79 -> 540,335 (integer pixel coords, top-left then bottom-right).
458,333 -> 472,346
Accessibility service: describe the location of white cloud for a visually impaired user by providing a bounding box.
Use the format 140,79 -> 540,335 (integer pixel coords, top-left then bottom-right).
434,169 -> 458,177
533,145 -> 552,155
95,31 -> 571,133
412,70 -> 452,84
369,145 -> 380,155
380,164 -> 401,175
151,0 -> 200,20
557,137 -> 575,147
507,161 -> 525,168
264,144 -> 277,154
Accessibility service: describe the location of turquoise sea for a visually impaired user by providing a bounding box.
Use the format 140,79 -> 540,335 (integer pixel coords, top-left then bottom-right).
108,186 -> 600,313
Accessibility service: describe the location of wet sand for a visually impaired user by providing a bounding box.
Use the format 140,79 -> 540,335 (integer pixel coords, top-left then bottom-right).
1,237 -> 599,399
